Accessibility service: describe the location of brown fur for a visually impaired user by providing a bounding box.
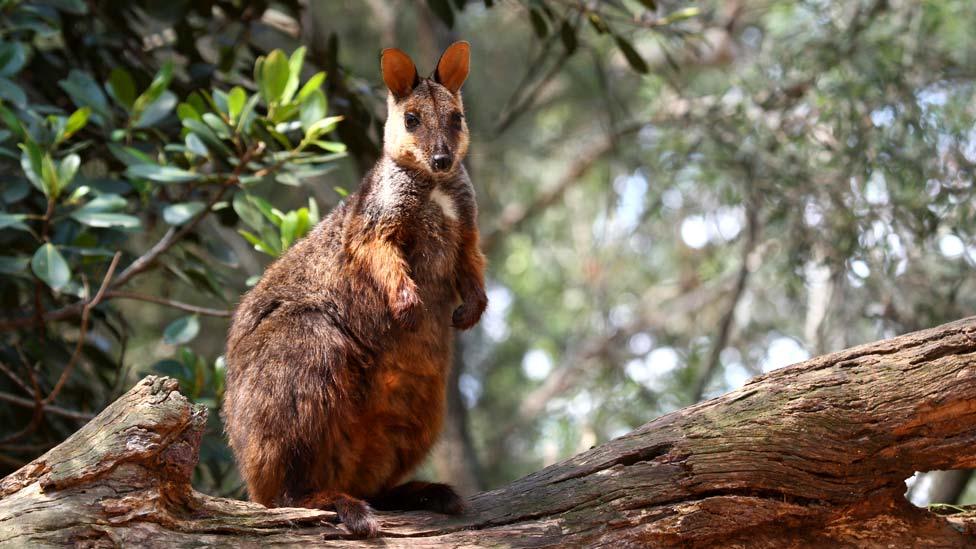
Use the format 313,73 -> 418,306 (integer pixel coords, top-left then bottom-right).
221,42 -> 486,538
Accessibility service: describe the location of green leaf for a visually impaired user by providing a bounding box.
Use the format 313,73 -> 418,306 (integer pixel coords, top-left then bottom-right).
153,358 -> 191,382
1,178 -> 29,203
76,193 -> 126,212
126,164 -> 201,183
31,243 -> 70,290
0,77 -> 26,107
202,112 -> 231,139
659,7 -> 700,25
212,89 -> 230,116
0,255 -> 29,274
238,229 -> 278,256
163,315 -> 200,345
0,211 -> 29,231
236,93 -> 261,134
59,70 -> 110,121
177,102 -> 201,122
182,119 -> 232,156
19,141 -> 45,194
0,103 -> 24,139
614,36 -> 649,74
107,68 -> 136,110
227,86 -> 246,120
311,140 -> 347,153
185,133 -> 208,156
64,107 -> 91,139
296,72 -> 326,103
134,90 -> 177,128
304,115 -> 343,140
280,210 -> 298,248
299,89 -> 327,133
163,201 -> 205,225
233,192 -> 265,231
57,154 -> 80,192
308,197 -> 320,225
107,144 -> 153,167
40,154 -> 60,198
133,61 -> 174,115
260,50 -> 291,105
637,0 -> 657,9
0,42 -> 27,77
70,210 -> 140,228
283,46 -> 306,103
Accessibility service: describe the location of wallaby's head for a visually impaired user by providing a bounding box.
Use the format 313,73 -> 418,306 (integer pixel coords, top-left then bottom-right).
381,41 -> 470,178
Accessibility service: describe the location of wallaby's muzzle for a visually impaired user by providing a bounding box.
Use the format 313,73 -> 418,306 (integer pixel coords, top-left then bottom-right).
432,153 -> 453,172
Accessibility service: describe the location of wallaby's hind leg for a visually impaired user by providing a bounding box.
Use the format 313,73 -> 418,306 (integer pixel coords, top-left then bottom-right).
236,436 -> 288,508
300,491 -> 379,538
369,481 -> 465,515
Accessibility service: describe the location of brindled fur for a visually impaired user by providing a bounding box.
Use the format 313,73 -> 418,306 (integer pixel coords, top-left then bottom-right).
221,41 -> 486,538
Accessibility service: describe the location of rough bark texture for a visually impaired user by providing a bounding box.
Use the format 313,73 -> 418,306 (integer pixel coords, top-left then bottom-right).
3,318 -> 976,547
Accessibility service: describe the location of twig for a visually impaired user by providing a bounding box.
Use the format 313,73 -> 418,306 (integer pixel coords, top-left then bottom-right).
690,202 -> 761,402
45,252 -> 122,406
0,360 -> 32,397
111,143 -> 262,289
105,291 -> 232,317
482,120 -> 644,254
0,253 -> 120,445
493,50 -> 570,137
0,391 -> 94,421
0,142 -> 265,333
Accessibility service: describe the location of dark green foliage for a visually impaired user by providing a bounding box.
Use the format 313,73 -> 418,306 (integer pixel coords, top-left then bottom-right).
0,0 -> 344,495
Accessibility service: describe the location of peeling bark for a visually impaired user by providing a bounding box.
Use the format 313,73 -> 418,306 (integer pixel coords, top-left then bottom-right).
3,318 -> 976,547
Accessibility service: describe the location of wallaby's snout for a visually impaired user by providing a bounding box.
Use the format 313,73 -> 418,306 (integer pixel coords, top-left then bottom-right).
432,151 -> 453,172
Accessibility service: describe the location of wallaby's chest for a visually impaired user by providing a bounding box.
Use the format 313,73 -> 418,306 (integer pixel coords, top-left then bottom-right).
404,188 -> 464,288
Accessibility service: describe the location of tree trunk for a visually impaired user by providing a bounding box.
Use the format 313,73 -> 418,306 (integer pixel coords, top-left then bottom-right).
3,318 -> 976,547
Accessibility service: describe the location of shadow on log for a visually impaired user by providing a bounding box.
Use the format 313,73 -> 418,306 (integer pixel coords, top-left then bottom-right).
3,318 -> 976,547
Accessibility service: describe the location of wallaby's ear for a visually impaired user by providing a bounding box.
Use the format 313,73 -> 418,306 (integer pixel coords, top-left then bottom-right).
433,41 -> 470,94
381,48 -> 419,99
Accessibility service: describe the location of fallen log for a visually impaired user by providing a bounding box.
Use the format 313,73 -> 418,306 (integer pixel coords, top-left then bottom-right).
2,317 -> 976,547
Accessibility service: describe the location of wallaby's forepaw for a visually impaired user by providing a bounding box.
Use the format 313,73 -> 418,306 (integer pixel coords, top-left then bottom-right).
392,285 -> 423,330
369,481 -> 466,515
452,288 -> 487,330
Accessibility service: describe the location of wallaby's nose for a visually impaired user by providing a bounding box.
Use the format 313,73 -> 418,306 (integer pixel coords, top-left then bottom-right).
432,154 -> 453,172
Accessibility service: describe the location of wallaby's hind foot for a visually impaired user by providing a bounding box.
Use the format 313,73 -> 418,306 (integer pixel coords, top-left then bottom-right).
369,481 -> 465,515
300,491 -> 379,538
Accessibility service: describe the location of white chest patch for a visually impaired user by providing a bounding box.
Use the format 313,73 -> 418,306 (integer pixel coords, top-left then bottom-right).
376,178 -> 398,212
430,188 -> 458,221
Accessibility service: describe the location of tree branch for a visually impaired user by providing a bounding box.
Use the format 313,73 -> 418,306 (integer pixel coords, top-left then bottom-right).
6,319 -> 975,545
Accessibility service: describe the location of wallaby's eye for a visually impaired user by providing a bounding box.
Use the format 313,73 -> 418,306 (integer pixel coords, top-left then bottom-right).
450,112 -> 464,128
405,112 -> 420,131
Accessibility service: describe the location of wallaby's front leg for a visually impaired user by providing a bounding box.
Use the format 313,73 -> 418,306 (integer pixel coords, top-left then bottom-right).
452,225 -> 487,330
348,230 -> 421,329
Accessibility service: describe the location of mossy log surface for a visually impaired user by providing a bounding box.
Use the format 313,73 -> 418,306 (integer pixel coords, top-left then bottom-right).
3,318 -> 976,547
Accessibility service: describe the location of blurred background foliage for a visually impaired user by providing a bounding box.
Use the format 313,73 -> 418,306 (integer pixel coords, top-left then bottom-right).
0,0 -> 974,508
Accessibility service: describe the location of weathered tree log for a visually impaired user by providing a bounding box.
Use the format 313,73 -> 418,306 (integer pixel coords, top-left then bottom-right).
3,318 -> 976,547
